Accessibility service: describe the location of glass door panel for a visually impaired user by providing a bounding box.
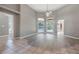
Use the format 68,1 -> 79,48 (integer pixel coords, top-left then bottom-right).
46,19 -> 54,32
37,18 -> 45,32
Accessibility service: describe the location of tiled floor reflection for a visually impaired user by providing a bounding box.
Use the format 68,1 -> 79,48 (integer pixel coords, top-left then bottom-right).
0,33 -> 79,54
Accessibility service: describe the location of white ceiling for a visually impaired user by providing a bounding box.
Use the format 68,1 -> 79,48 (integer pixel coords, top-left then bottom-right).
28,4 -> 66,12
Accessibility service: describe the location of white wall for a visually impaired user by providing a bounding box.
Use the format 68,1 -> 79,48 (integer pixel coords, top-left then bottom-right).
55,4 -> 79,38
20,5 -> 37,37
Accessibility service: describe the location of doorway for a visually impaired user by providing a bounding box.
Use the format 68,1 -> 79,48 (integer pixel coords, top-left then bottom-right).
0,12 -> 14,40
57,20 -> 64,34
8,14 -> 14,40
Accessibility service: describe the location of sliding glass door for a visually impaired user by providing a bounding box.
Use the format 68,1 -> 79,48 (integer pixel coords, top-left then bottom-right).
37,18 -> 54,33
46,19 -> 54,33
37,18 -> 45,32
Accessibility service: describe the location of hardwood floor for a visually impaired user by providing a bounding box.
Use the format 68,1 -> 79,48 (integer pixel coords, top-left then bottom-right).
0,32 -> 79,54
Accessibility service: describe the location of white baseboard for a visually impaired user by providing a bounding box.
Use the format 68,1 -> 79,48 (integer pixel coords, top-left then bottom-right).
64,35 -> 79,39
0,35 -> 8,38
16,33 -> 38,39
